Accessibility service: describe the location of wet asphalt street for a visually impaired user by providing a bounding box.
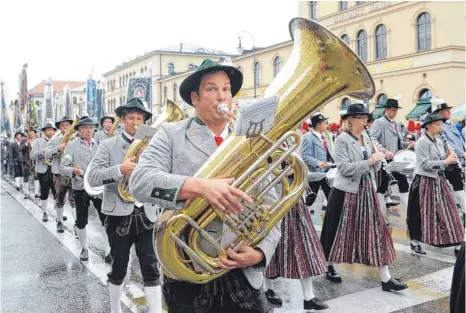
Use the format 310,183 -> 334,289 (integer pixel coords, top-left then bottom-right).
1,176 -> 461,313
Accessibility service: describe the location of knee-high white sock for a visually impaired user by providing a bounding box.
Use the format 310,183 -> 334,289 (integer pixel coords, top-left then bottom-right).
454,191 -> 465,214
108,282 -> 123,313
399,193 -> 409,215
34,180 -> 40,194
15,177 -> 21,187
264,277 -> 274,291
379,265 -> 391,283
101,225 -> 111,256
144,286 -> 162,313
56,206 -> 64,223
22,181 -> 29,195
76,227 -> 88,250
411,239 -> 421,246
300,277 -> 315,301
41,199 -> 48,213
323,198 -> 328,206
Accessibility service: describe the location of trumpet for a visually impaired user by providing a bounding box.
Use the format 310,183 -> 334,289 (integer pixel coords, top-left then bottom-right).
365,126 -> 398,186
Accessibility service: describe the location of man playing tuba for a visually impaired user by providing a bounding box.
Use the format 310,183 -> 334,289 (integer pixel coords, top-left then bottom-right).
130,59 -> 280,313
87,98 -> 162,313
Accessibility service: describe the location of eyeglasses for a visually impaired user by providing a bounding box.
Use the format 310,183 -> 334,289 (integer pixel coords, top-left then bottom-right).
353,115 -> 369,120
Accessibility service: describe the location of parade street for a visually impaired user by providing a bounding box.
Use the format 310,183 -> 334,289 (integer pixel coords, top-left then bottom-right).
1,177 -> 457,313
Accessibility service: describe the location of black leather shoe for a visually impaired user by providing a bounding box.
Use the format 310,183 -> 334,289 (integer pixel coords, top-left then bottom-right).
105,254 -> 112,263
304,297 -> 329,310
382,278 -> 408,291
42,212 -> 48,222
56,222 -> 64,233
80,249 -> 89,261
386,200 -> 400,207
265,289 -> 282,307
326,265 -> 342,283
410,243 -> 426,255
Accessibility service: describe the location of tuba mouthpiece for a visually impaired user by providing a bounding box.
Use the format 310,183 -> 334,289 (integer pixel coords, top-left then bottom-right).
217,103 -> 229,115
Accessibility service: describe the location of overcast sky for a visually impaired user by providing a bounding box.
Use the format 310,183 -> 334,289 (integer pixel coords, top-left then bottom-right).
0,0 -> 298,100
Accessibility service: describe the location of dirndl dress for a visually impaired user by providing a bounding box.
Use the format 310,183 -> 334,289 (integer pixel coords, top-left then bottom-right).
407,174 -> 464,247
265,198 -> 327,279
320,174 -> 397,267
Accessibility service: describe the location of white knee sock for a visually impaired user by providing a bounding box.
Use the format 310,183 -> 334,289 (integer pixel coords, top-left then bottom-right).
56,206 -> 64,223
34,180 -> 40,194
400,192 -> 409,214
108,282 -> 123,313
41,199 -> 48,213
101,225 -> 111,256
323,198 -> 328,206
22,181 -> 29,195
300,277 -> 315,301
144,286 -> 162,313
15,177 -> 21,187
378,265 -> 391,283
454,191 -> 465,214
264,277 -> 274,291
76,227 -> 88,250
411,239 -> 421,246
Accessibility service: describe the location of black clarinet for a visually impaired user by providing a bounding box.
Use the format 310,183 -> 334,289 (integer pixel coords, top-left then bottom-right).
365,126 -> 398,186
439,131 -> 465,180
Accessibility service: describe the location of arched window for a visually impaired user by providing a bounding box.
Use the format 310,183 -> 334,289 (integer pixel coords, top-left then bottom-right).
168,63 -> 175,75
309,1 -> 317,20
173,83 -> 177,101
375,24 -> 387,60
141,67 -> 144,73
119,96 -> 122,105
419,88 -> 433,101
339,1 -> 348,10
273,56 -> 282,77
341,34 -> 350,45
73,96 -> 77,105
417,12 -> 431,51
377,93 -> 387,106
355,1 -> 365,4
254,62 -> 261,86
357,30 -> 368,62
341,97 -> 351,109
119,77 -> 122,87
163,86 -> 168,101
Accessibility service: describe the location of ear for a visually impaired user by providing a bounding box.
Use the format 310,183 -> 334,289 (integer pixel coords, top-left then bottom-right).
191,91 -> 199,107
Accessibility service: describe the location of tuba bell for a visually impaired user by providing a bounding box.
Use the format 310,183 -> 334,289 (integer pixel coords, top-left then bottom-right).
117,99 -> 185,202
154,18 -> 375,284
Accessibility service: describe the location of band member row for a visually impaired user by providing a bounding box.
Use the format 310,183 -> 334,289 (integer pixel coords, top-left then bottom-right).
130,59 -> 280,313
370,98 -> 414,217
407,113 -> 464,255
11,131 -> 24,190
59,116 -> 104,261
31,122 -> 57,222
301,112 -> 334,211
45,116 -> 76,233
321,103 -> 408,292
88,98 -> 162,313
431,97 -> 466,215
20,128 -> 38,199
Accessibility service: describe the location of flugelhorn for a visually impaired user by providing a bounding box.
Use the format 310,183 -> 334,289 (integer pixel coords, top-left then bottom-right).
118,99 -> 185,202
155,18 -> 375,284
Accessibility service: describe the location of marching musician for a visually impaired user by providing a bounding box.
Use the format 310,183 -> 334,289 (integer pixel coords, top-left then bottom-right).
301,112 -> 335,214
370,97 -> 414,220
59,116 -> 104,261
45,116 -> 75,233
130,59 -> 280,313
32,122 -> 57,222
19,128 -> 37,199
94,115 -> 115,145
321,103 -> 408,292
406,113 -> 464,255
11,131 -> 24,191
87,98 -> 162,313
431,97 -> 466,215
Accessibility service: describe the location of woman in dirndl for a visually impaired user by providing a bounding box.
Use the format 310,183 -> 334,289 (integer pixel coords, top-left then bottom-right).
320,103 -> 408,292
407,113 -> 464,255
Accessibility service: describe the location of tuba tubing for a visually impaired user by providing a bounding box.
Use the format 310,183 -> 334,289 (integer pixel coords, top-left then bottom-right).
154,17 -> 375,284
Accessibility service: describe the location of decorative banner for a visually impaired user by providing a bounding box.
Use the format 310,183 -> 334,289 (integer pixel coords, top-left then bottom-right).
126,68 -> 152,112
64,85 -> 72,117
19,64 -> 28,112
27,94 -> 39,131
86,77 -> 97,118
95,82 -> 104,121
13,99 -> 23,132
44,78 -> 54,122
0,81 -> 12,137
37,105 -> 43,128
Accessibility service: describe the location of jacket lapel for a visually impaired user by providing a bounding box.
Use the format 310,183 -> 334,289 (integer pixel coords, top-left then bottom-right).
186,118 -> 217,157
384,117 -> 398,136
119,134 -> 132,155
312,133 -> 325,151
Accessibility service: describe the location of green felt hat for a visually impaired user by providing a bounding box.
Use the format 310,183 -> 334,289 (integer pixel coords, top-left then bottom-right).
115,97 -> 152,122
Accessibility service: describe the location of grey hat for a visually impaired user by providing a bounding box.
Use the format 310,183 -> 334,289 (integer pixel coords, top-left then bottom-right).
41,122 -> 57,131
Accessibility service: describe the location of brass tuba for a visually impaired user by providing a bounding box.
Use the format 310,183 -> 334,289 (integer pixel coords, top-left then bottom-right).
155,18 -> 375,284
117,99 -> 185,202
44,115 -> 79,166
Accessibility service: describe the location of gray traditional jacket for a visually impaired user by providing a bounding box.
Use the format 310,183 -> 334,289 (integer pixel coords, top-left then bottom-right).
87,133 -> 159,221
59,138 -> 98,190
129,117 -> 280,289
44,134 -> 64,175
31,137 -> 51,174
414,134 -> 447,179
301,131 -> 335,173
333,132 -> 382,194
94,130 -> 111,146
370,115 -> 406,154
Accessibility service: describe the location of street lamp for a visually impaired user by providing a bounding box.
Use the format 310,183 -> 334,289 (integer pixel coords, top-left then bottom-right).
237,30 -> 256,98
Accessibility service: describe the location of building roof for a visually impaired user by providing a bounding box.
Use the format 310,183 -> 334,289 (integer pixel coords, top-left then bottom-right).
157,43 -> 231,55
29,80 -> 85,95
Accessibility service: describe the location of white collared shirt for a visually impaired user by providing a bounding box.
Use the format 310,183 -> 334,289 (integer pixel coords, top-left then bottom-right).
312,130 -> 325,145
210,124 -> 229,141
